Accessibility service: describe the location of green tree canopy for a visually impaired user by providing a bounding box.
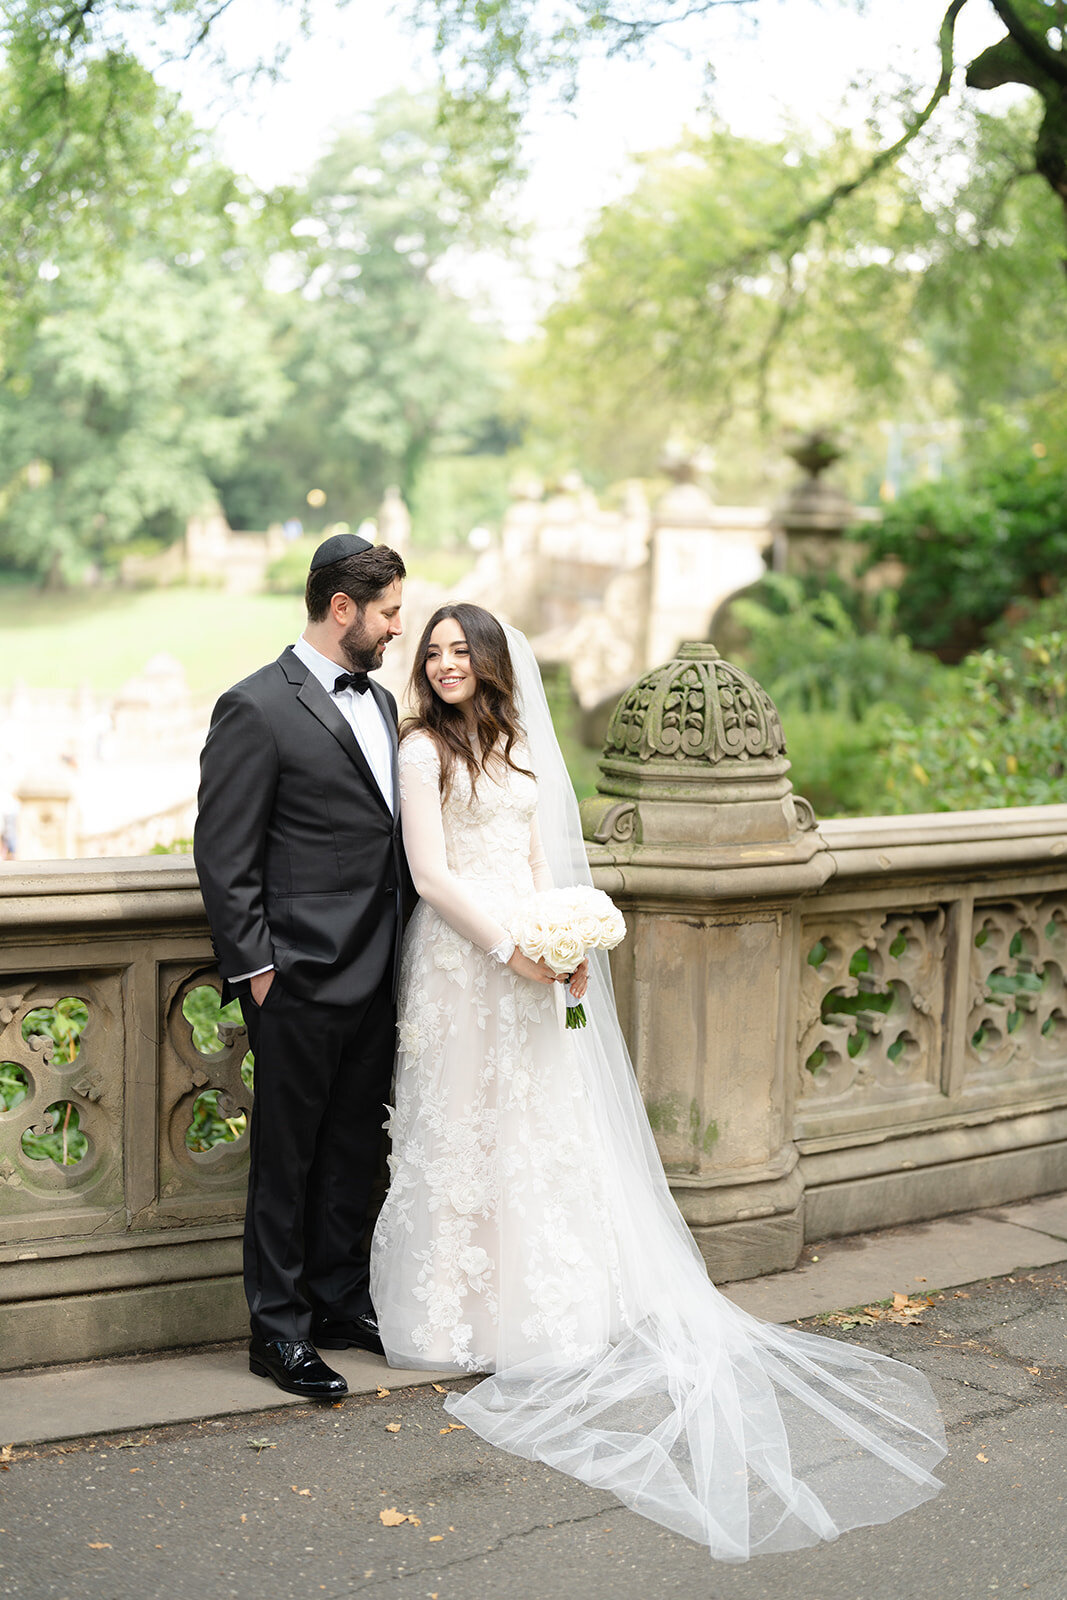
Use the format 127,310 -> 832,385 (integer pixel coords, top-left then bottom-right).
519,101 -> 1064,491
214,93 -> 510,531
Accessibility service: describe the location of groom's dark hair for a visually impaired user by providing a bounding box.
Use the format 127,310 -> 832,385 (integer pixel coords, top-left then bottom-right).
305,545 -> 406,621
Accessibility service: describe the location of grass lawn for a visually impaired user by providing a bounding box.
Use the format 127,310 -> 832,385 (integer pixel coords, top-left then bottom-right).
0,584 -> 309,696
0,549 -> 478,699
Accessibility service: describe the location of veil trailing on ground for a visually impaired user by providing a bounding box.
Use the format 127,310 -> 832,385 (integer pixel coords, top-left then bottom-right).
442,624 -> 947,1562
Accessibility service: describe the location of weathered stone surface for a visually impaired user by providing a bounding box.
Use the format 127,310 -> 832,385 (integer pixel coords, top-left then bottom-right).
0,859 -> 247,1370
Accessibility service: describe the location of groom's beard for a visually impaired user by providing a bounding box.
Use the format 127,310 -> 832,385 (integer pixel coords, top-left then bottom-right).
340,614 -> 387,672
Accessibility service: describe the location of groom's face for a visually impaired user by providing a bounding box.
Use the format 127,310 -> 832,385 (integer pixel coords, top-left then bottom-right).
340,578 -> 403,672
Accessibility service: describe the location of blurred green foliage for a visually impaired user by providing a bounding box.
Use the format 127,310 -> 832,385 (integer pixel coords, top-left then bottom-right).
731,576 -> 942,720
181,985 -> 253,1153
730,575 -> 946,816
878,622 -> 1067,814
13,999 -> 91,1163
0,1060 -> 28,1113
861,443 -> 1067,658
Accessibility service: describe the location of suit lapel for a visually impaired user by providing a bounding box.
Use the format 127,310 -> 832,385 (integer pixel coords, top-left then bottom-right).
282,648 -> 393,818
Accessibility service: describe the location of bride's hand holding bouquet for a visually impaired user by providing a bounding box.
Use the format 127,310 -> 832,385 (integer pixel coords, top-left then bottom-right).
511,886 -> 626,1027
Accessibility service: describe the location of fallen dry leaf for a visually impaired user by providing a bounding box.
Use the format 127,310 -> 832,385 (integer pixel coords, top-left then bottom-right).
291,1487 -> 311,1496
976,1453 -> 989,1463
240,1515 -> 247,1524
0,1447 -> 13,1464
385,1422 -> 401,1433
439,1423 -> 467,1435
429,1534 -> 444,1542
431,1383 -> 449,1394
380,1507 -> 409,1527
87,1542 -> 111,1550
376,1386 -> 391,1398
1027,1366 -> 1041,1376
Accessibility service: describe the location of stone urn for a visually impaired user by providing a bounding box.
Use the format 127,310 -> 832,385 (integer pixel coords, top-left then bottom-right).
776,429 -> 855,577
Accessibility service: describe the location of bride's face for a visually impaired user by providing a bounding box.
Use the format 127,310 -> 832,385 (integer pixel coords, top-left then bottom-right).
425,618 -> 478,712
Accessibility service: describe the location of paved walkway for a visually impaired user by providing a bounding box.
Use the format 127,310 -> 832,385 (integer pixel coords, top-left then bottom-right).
4,1191 -> 1066,1448
2,1194 -> 1066,1600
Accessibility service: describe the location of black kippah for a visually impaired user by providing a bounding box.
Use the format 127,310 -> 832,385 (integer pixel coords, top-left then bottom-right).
309,532 -> 374,571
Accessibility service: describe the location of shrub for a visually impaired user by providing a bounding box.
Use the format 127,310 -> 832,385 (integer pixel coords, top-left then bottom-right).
731,574 -> 942,723
861,448 -> 1067,657
879,632 -> 1067,812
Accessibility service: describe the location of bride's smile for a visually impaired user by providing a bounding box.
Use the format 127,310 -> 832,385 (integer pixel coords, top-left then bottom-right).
425,618 -> 477,715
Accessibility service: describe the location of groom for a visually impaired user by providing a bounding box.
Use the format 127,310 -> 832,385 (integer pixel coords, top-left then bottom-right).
194,534 -> 407,1399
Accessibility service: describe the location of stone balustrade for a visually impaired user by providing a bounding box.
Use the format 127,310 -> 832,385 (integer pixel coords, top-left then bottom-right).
2,645 -> 1067,1370
584,644 -> 1067,1280
0,858 -> 249,1370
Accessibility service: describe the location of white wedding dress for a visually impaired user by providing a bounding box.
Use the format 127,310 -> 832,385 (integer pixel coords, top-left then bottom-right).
370,641 -> 946,1562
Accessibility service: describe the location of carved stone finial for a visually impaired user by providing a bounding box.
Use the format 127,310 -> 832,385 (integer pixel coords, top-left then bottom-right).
603,643 -> 785,767
583,641 -> 814,849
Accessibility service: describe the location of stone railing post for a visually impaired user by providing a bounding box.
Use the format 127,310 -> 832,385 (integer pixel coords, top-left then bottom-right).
15,778 -> 77,861
581,642 -> 832,1280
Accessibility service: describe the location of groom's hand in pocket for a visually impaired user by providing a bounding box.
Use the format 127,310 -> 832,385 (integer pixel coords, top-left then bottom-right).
250,969 -> 275,1007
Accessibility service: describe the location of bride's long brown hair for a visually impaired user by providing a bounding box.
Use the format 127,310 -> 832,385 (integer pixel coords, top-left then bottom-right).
404,603 -> 533,797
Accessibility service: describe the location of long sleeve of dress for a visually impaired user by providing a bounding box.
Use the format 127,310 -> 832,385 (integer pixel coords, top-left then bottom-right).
399,734 -> 512,953
528,811 -> 553,893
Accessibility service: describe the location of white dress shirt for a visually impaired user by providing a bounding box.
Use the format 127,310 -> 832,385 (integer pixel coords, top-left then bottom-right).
229,636 -> 396,982
292,635 -> 395,813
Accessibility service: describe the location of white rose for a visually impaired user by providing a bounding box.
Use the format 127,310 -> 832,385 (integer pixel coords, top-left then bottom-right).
517,924 -> 550,962
571,913 -> 602,948
546,931 -> 584,969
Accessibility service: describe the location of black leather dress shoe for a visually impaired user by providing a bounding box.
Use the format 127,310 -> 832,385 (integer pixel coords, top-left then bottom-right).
311,1311 -> 385,1357
248,1338 -> 348,1398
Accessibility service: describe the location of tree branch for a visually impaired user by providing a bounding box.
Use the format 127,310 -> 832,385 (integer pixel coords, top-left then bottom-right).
988,0 -> 1067,87
766,0 -> 969,250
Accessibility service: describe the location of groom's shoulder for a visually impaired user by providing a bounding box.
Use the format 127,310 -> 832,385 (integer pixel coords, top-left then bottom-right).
211,651 -> 299,717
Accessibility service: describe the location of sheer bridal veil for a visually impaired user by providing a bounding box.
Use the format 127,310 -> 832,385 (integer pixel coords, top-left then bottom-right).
442,624 -> 946,1561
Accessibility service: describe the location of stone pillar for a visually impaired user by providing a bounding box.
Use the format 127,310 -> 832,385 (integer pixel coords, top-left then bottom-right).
15,778 -> 77,860
581,643 -> 832,1280
774,430 -> 856,579
645,457 -> 766,671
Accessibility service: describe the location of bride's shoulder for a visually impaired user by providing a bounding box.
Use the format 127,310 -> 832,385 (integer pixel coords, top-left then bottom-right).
398,726 -> 441,775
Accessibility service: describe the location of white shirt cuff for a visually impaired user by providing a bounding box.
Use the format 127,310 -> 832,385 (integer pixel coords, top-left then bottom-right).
228,964 -> 275,983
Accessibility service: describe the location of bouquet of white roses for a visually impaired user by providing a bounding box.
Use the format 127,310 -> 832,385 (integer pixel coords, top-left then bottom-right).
511,885 -> 627,1028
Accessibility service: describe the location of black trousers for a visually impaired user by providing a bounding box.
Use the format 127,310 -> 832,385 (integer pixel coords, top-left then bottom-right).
241,970 -> 395,1342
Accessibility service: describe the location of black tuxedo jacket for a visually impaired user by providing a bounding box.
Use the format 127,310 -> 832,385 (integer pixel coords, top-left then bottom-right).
194,646 -> 407,1007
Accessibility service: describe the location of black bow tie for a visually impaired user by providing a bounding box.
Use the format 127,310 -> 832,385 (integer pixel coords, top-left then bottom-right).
333,670 -> 371,695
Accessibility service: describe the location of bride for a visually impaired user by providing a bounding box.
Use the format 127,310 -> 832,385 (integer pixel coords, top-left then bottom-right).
370,602 -> 946,1562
